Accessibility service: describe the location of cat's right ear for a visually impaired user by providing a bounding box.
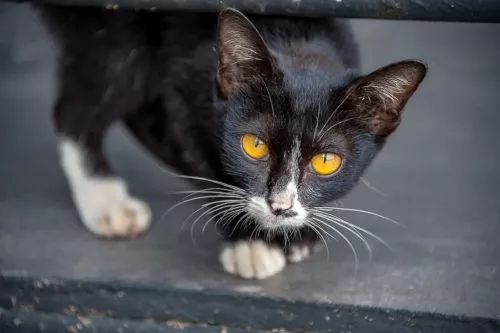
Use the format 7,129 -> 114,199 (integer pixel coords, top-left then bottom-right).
217,8 -> 277,98
341,60 -> 427,137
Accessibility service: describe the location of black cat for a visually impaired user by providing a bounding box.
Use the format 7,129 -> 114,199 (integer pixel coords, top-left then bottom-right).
39,6 -> 426,279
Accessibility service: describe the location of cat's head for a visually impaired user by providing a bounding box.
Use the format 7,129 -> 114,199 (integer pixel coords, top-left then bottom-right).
215,9 -> 427,230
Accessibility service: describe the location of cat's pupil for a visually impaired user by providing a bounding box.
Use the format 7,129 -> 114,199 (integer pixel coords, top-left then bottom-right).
254,138 -> 261,147
323,153 -> 328,163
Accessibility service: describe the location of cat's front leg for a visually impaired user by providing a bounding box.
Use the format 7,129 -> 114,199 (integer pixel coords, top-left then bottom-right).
218,224 -> 320,279
50,24 -> 152,238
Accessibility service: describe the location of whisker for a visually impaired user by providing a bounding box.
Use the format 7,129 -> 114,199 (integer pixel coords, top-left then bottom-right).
311,217 -> 359,274
315,206 -> 401,226
188,202 -> 244,244
266,227 -> 272,243
230,213 -> 251,237
201,204 -> 246,233
307,220 -> 338,242
312,104 -> 321,143
196,192 -> 245,200
180,192 -> 246,203
249,224 -> 258,241
262,80 -> 276,118
171,187 -> 246,198
181,197 -> 242,228
283,229 -> 290,248
160,194 -> 244,232
191,200 -> 245,226
314,211 -> 392,251
163,194 -> 244,219
317,86 -> 357,138
170,186 -> 237,194
317,116 -> 362,142
360,178 -> 388,197
305,219 -> 331,260
225,205 -> 247,225
162,170 -> 246,194
313,212 -> 373,260
214,209 -> 246,236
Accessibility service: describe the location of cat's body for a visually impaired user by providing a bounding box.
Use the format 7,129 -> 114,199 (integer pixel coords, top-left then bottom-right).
39,6 -> 426,279
42,8 -> 358,179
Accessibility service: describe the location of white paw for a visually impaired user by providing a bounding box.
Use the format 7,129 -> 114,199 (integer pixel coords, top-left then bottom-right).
286,245 -> 311,263
59,139 -> 151,238
74,178 -> 151,238
219,241 -> 286,279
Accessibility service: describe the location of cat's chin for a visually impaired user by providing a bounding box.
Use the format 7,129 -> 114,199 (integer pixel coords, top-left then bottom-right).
257,219 -> 305,231
246,196 -> 308,230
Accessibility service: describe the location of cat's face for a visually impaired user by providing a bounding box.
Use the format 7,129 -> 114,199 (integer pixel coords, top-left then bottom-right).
216,9 -> 426,230
220,82 -> 378,230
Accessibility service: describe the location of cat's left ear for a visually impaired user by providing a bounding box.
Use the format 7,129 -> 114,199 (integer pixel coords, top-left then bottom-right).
217,8 -> 278,97
343,60 -> 427,137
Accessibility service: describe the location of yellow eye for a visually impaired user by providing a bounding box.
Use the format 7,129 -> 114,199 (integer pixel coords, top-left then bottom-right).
241,134 -> 269,160
311,153 -> 342,176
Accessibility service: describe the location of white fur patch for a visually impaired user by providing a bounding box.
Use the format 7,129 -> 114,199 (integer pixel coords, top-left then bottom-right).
246,191 -> 308,229
59,139 -> 151,238
287,245 -> 311,263
245,138 -> 308,230
219,241 -> 286,279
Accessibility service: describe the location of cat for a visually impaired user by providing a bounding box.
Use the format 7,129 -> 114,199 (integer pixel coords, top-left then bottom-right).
38,6 -> 426,279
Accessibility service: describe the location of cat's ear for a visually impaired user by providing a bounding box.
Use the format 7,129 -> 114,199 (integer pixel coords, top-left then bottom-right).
217,8 -> 277,97
343,60 -> 427,137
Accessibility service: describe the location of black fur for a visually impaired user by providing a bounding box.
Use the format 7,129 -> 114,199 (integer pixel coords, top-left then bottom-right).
39,6 -> 426,254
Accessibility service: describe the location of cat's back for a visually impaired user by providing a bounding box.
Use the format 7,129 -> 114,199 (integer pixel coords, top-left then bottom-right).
39,6 -> 357,71
251,16 -> 359,72
161,14 -> 359,74
37,6 -> 220,84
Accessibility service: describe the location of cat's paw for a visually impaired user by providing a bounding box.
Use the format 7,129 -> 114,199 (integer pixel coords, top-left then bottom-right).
73,178 -> 151,239
286,244 -> 311,263
96,197 -> 151,238
286,242 -> 322,263
59,139 -> 151,239
219,241 -> 286,279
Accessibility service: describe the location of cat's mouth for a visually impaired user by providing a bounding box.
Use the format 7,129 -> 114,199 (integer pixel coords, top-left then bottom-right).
246,196 -> 308,230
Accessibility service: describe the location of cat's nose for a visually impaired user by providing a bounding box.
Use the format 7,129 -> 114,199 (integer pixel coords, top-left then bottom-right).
267,193 -> 297,217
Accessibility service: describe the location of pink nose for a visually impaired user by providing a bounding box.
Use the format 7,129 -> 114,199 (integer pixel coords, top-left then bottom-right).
268,193 -> 294,214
